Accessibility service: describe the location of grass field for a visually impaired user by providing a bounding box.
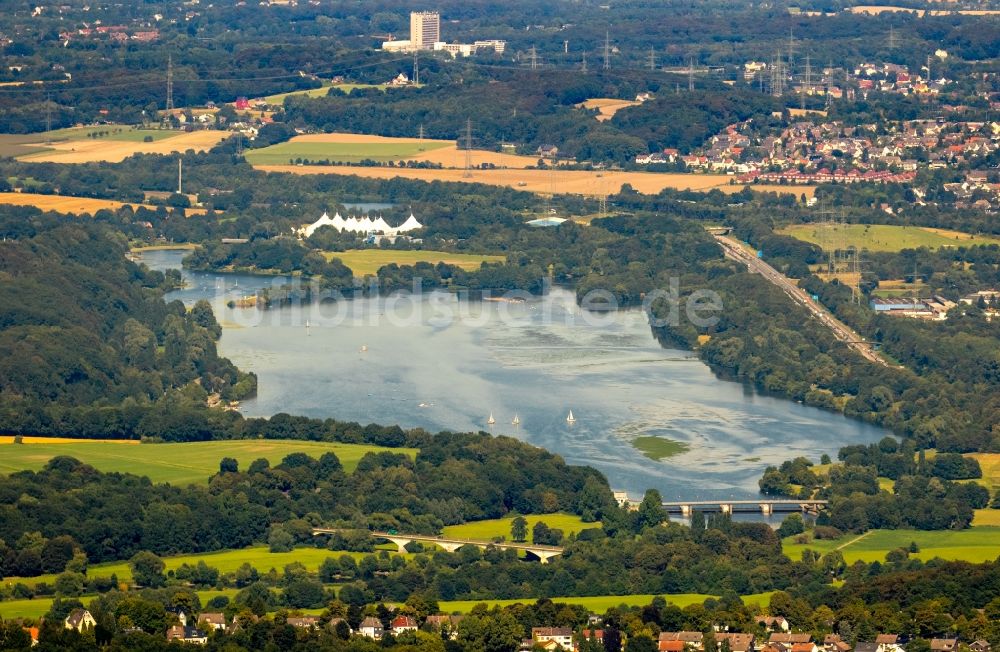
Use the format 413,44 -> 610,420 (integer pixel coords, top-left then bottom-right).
969,453 -> 1000,492
779,223 -> 1000,253
782,527 -> 1000,564
0,438 -> 416,485
442,513 -> 599,541
631,437 -> 690,461
323,249 -> 505,276
4,545 -> 408,590
0,191 -> 206,216
245,135 -> 452,165
0,588 -> 240,620
438,591 -> 774,614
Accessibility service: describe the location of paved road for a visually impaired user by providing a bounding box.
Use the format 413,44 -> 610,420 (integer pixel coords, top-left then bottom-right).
714,234 -> 889,367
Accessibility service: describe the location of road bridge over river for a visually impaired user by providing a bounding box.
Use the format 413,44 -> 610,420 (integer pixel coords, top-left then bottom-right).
312,528 -> 564,563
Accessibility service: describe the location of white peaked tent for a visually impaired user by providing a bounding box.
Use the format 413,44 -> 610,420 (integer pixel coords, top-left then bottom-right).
396,214 -> 423,233
299,211 -> 425,237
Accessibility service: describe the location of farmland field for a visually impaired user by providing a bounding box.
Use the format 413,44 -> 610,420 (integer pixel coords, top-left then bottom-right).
323,249 -> 505,276
0,437 -> 416,485
0,191 -> 206,216
257,164 -> 787,196
576,98 -> 641,122
12,130 -> 227,163
438,591 -> 774,614
245,133 -> 452,165
441,513 -> 598,541
782,527 -> 1000,564
778,223 -> 1000,252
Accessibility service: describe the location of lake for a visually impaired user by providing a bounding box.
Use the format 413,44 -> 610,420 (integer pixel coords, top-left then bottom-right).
142,250 -> 889,503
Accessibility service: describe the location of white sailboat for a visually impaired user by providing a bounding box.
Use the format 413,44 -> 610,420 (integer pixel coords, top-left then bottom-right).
360,344 -> 368,352
566,410 -> 576,424
487,412 -> 496,426
512,413 -> 520,426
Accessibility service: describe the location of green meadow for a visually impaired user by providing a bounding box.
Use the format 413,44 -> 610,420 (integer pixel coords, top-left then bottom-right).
0,439 -> 416,485
3,545 -> 408,590
437,592 -> 774,614
779,223 -> 1000,253
244,139 -> 450,165
0,589 -> 240,620
441,513 -> 599,542
782,527 -> 1000,564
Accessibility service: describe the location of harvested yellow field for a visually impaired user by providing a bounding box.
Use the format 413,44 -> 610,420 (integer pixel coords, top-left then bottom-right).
788,108 -> 828,118
576,98 -> 641,122
259,165 -> 729,195
257,164 -> 807,198
0,436 -> 139,445
847,5 -> 1000,14
409,145 -> 541,168
19,130 -> 228,163
0,192 -> 206,215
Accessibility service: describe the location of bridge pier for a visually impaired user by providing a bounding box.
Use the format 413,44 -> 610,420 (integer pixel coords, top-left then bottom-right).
680,505 -> 691,518
385,537 -> 413,554
530,549 -> 561,564
760,503 -> 773,516
720,504 -> 732,515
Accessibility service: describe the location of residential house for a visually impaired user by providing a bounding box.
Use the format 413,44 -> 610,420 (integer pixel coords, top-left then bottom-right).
197,613 -> 227,632
22,626 -> 39,647
660,631 -> 705,652
65,609 -> 96,632
875,634 -> 903,652
166,625 -> 208,645
287,616 -> 320,629
425,615 -> 462,639
359,616 -> 384,640
930,640 -> 958,652
791,642 -> 819,652
391,615 -> 418,635
769,633 -> 812,645
582,629 -> 605,646
537,145 -> 559,158
970,641 -> 991,652
822,634 -> 851,652
532,627 -> 574,650
717,633 -> 755,652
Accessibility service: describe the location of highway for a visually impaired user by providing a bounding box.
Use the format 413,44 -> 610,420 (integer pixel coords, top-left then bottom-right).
714,234 -> 889,367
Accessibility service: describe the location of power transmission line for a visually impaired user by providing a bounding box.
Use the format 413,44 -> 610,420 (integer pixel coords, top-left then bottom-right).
166,53 -> 174,111
463,118 -> 473,178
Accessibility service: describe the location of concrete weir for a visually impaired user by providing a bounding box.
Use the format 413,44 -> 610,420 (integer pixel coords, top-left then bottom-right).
313,528 -> 565,563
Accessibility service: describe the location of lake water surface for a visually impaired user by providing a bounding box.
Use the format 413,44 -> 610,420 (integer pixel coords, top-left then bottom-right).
143,249 -> 889,503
